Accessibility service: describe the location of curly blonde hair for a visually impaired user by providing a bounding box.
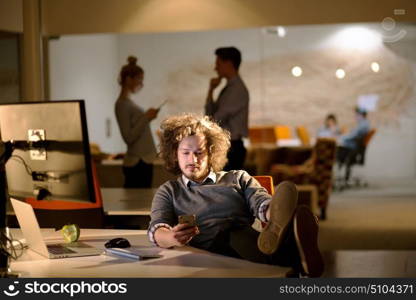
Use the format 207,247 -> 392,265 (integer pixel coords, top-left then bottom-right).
159,114 -> 231,174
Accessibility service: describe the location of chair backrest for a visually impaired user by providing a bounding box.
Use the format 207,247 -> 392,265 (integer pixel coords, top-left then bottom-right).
350,128 -> 376,165
253,175 -> 274,195
363,128 -> 376,147
274,125 -> 292,140
296,126 -> 311,146
25,162 -> 105,228
249,126 -> 276,144
311,138 -> 337,205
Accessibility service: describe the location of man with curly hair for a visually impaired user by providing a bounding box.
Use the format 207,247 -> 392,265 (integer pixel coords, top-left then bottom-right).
148,114 -> 324,277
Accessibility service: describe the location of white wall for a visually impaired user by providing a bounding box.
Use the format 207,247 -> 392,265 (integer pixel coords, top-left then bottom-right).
116,28 -> 262,129
365,102 -> 416,180
48,23 -> 416,180
49,34 -> 124,153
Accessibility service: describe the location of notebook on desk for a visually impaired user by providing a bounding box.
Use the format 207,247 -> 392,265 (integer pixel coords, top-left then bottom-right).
10,198 -> 103,259
105,247 -> 162,260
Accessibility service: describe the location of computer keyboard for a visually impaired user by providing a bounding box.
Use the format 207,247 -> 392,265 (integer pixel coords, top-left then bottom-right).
47,245 -> 76,254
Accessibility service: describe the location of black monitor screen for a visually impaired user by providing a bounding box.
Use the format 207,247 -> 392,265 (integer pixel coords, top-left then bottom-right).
0,100 -> 95,204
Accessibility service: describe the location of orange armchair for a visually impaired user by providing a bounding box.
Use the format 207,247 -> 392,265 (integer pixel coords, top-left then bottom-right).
253,175 -> 274,195
296,126 -> 311,146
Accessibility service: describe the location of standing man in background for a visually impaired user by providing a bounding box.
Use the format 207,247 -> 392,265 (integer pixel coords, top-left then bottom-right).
205,47 -> 249,171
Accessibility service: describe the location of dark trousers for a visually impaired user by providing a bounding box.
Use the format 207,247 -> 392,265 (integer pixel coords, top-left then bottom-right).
336,146 -> 354,181
207,224 -> 299,268
224,139 -> 247,171
122,159 -> 153,188
336,146 -> 352,166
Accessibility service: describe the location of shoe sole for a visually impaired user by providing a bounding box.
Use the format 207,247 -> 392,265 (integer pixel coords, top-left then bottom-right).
257,181 -> 298,255
293,205 -> 324,277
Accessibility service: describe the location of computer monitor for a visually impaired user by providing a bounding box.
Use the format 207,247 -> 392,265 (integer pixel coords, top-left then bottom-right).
0,100 -> 96,204
0,100 -> 100,276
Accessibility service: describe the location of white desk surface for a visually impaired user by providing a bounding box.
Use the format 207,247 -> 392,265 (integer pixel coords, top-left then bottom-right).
6,188 -> 156,216
9,228 -> 287,278
101,188 -> 156,216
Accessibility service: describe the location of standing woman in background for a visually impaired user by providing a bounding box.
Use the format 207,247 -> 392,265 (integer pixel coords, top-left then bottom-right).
115,56 -> 159,188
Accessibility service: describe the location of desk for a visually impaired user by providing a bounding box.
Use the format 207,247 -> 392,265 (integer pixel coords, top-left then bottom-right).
245,144 -> 312,175
101,188 -> 155,228
6,188 -> 156,217
97,159 -> 175,188
9,229 -> 416,277
101,188 -> 157,216
9,229 -> 287,278
5,189 -> 156,229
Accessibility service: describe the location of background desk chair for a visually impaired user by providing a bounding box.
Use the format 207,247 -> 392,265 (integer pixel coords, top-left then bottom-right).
269,138 -> 337,220
25,162 -> 105,229
296,126 -> 311,146
248,126 -> 277,144
274,125 -> 292,141
338,128 -> 376,190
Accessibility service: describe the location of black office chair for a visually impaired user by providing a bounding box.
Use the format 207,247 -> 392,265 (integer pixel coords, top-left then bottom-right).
337,129 -> 376,190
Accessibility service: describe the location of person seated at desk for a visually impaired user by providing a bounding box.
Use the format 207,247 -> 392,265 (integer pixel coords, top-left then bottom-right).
147,114 -> 324,277
336,107 -> 370,167
317,113 -> 341,138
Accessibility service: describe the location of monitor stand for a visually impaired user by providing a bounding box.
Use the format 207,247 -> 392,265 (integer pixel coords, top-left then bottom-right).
0,143 -> 18,277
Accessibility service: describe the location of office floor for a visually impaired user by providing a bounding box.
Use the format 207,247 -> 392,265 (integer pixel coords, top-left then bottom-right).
322,250 -> 416,277
319,178 -> 416,250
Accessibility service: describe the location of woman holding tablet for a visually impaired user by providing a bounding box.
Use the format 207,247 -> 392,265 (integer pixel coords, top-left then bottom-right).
115,56 -> 159,188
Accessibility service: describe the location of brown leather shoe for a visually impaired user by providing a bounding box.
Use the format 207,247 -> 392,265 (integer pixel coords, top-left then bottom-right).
293,205 -> 324,277
257,181 -> 298,255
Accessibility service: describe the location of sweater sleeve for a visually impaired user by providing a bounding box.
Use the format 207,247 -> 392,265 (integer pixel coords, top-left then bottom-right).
238,171 -> 272,219
149,182 -> 177,229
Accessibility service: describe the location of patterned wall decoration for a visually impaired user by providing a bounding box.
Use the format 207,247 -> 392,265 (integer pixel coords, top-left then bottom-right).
257,46 -> 415,132
165,44 -> 414,137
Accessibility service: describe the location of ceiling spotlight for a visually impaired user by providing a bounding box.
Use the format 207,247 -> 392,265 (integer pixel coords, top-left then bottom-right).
291,66 -> 303,77
371,62 -> 380,73
264,26 -> 286,38
335,68 -> 346,79
277,26 -> 286,38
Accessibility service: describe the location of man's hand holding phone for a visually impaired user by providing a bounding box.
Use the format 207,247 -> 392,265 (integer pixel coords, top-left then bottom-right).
171,215 -> 199,246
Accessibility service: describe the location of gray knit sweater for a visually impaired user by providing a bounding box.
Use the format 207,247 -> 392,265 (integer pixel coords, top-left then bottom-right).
149,170 -> 271,250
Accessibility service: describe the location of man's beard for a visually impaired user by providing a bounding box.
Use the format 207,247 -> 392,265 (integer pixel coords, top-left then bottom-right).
185,164 -> 208,182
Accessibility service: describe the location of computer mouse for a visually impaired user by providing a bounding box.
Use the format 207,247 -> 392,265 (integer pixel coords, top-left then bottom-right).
104,237 -> 131,248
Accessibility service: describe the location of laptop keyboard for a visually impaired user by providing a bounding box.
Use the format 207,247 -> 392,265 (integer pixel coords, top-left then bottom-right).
47,245 -> 76,254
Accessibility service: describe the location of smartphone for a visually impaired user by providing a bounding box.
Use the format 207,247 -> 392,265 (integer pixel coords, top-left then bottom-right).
178,215 -> 196,227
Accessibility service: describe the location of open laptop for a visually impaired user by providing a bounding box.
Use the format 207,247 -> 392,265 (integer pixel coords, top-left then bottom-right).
11,198 -> 103,259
